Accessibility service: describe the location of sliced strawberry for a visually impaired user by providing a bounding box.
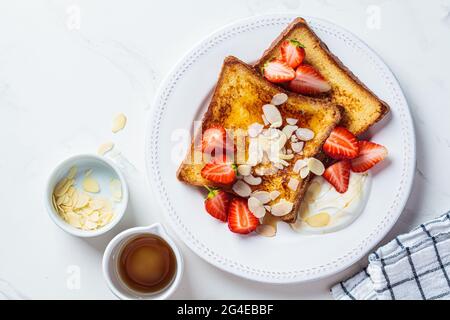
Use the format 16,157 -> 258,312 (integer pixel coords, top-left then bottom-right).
351,141 -> 388,173
287,65 -> 331,95
323,160 -> 351,193
204,187 -> 231,222
280,39 -> 305,69
323,127 -> 359,160
263,59 -> 295,83
201,125 -> 227,153
201,160 -> 236,185
228,198 -> 259,234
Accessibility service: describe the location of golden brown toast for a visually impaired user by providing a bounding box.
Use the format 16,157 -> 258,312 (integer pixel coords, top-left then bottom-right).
255,17 -> 389,136
177,56 -> 341,223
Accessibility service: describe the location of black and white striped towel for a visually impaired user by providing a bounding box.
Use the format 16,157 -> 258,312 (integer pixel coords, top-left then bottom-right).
332,212 -> 450,300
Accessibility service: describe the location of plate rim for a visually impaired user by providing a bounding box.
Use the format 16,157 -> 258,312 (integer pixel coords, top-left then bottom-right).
145,14 -> 416,283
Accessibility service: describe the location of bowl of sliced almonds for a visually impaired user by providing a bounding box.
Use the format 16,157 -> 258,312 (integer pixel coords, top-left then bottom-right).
46,154 -> 128,237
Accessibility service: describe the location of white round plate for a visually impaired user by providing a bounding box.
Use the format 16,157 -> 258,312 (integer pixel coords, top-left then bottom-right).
146,14 -> 415,283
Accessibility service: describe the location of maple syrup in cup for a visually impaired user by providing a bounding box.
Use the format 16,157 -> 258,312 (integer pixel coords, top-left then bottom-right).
117,234 -> 177,294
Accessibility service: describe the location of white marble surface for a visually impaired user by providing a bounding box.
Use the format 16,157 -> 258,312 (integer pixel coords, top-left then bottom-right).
0,0 -> 449,299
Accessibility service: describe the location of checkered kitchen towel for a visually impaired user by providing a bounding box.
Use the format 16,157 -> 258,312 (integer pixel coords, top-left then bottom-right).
332,212 -> 450,300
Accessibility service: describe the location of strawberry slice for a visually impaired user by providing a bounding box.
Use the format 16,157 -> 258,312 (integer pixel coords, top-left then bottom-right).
323,160 -> 351,193
323,127 -> 359,160
201,160 -> 236,185
263,59 -> 295,83
201,125 -> 227,153
228,197 -> 259,234
204,187 -> 231,222
351,141 -> 388,173
280,39 -> 305,69
287,65 -> 331,95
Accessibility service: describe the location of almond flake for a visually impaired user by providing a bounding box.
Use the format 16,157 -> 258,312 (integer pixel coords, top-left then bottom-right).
248,123 -> 264,138
293,159 -> 308,173
295,128 -> 315,141
251,191 -> 271,204
271,93 -> 288,106
112,113 -> 127,133
286,118 -> 298,125
256,224 -> 276,237
264,205 -> 272,212
262,104 -> 282,126
237,165 -> 252,176
243,174 -> 262,186
110,179 -> 122,201
98,142 -> 115,155
288,178 -> 300,191
304,212 -> 331,227
279,153 -> 294,160
248,197 -> 266,218
300,166 -> 310,179
262,114 -> 269,126
269,190 -> 280,200
83,177 -> 100,193
232,180 -> 252,197
282,125 -> 298,139
291,141 -> 304,153
307,158 -> 325,176
271,199 -> 294,217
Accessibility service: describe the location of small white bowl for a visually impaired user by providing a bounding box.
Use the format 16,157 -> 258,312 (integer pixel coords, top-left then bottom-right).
45,154 -> 129,238
102,223 -> 183,300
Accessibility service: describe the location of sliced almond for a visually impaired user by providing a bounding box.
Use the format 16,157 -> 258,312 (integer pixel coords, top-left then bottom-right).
307,158 -> 325,176
237,164 -> 252,176
232,180 -> 252,197
273,162 -> 284,170
300,166 -> 310,179
279,153 -> 294,160
243,174 -> 262,186
287,178 -> 300,191
271,199 -> 294,217
262,114 -> 269,126
286,118 -> 298,125
248,197 -> 266,218
251,191 -> 271,204
82,177 -> 100,193
304,212 -> 331,227
295,128 -> 315,141
270,121 -> 282,128
248,123 -> 264,138
110,179 -> 122,201
293,159 -> 308,173
262,104 -> 282,126
270,190 -> 280,201
67,166 -> 77,179
112,113 -> 127,133
271,93 -> 288,106
281,125 -> 298,139
256,224 -> 276,237
286,149 -> 293,155
291,141 -> 304,153
98,141 -> 115,155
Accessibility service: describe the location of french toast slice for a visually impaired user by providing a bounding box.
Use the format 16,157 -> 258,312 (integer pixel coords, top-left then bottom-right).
177,56 -> 341,223
255,17 -> 389,136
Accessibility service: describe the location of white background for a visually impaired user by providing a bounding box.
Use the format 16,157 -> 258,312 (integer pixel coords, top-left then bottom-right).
0,0 -> 449,299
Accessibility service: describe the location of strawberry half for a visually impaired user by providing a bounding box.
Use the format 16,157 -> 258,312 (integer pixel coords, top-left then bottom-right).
287,65 -> 331,95
323,160 -> 351,193
228,197 -> 259,234
351,141 -> 388,173
280,39 -> 305,69
204,187 -> 231,222
323,127 -> 359,160
263,59 -> 295,83
201,160 -> 237,185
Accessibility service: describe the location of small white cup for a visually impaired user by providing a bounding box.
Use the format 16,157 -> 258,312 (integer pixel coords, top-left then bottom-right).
45,154 -> 129,238
102,223 -> 183,300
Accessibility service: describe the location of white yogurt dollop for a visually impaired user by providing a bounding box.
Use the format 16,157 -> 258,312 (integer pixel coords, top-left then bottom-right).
290,172 -> 371,234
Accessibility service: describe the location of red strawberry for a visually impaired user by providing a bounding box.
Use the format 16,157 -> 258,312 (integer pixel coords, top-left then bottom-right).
204,187 -> 231,222
263,59 -> 295,83
280,39 -> 305,69
201,161 -> 236,185
323,127 -> 359,160
351,141 -> 388,172
323,160 -> 351,193
201,125 -> 227,153
228,198 -> 259,234
287,65 -> 331,95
